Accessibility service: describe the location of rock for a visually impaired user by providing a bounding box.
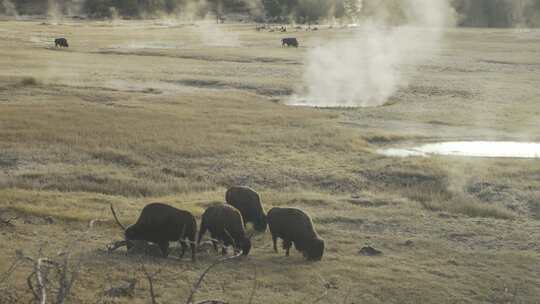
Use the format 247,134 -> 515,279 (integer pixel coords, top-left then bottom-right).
359,246 -> 382,256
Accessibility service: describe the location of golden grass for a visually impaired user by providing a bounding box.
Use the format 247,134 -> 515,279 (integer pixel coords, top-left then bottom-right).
0,20 -> 539,303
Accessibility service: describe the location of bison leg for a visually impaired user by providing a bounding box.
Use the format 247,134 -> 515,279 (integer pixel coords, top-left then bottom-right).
272,235 -> 278,253
179,240 -> 187,258
283,240 -> 292,257
188,236 -> 196,261
221,246 -> 228,256
197,224 -> 207,246
158,241 -> 170,258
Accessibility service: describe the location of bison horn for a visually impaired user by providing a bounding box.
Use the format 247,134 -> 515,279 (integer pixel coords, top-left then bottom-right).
110,203 -> 126,230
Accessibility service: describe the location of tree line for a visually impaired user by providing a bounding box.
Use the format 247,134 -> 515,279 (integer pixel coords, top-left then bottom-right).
3,0 -> 540,27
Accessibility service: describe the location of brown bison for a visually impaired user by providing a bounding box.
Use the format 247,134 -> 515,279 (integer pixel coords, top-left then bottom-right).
225,186 -> 267,232
267,207 -> 324,261
113,203 -> 197,260
197,204 -> 251,256
55,38 -> 68,48
281,37 -> 298,48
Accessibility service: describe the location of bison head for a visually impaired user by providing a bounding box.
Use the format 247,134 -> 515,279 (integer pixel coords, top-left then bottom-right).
241,237 -> 252,256
304,238 -> 324,261
124,224 -> 142,241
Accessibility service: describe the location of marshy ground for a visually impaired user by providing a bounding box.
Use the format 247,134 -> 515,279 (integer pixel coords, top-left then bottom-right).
0,19 -> 539,303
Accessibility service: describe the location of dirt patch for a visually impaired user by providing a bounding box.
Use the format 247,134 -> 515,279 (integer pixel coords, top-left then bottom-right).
399,85 -> 475,99
96,50 -> 299,65
479,59 -> 540,67
167,79 -> 293,97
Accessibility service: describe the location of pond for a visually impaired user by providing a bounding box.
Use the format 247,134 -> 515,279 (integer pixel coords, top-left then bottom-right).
378,141 -> 540,158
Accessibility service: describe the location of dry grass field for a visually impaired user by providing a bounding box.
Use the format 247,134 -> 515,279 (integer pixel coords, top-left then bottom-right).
0,19 -> 539,303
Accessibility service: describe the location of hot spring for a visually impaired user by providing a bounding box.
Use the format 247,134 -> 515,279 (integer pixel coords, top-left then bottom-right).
378,141 -> 540,158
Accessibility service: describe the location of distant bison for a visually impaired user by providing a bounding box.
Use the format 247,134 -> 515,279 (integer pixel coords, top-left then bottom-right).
267,207 -> 324,261
55,38 -> 68,48
225,186 -> 267,232
116,203 -> 197,260
197,204 -> 251,256
282,37 -> 298,48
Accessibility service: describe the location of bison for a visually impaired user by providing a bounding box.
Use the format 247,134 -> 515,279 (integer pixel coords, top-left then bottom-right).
197,204 -> 251,256
111,203 -> 197,260
281,37 -> 298,48
267,207 -> 324,261
225,186 -> 267,232
55,38 -> 68,48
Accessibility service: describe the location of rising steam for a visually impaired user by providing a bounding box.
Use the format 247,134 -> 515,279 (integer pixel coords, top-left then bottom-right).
290,0 -> 455,107
2,0 -> 18,18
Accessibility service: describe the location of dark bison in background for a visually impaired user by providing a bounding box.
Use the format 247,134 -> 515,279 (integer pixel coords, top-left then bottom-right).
55,38 -> 68,48
282,37 -> 298,48
267,207 -> 324,261
225,186 -> 267,232
121,203 -> 197,260
198,204 -> 251,256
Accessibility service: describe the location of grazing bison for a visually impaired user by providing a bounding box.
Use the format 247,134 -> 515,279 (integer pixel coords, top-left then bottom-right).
225,186 -> 267,232
55,38 -> 68,48
267,207 -> 324,261
282,37 -> 298,48
112,203 -> 197,260
197,204 -> 251,256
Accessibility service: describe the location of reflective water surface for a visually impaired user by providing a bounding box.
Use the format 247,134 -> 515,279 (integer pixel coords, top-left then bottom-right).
378,142 -> 540,158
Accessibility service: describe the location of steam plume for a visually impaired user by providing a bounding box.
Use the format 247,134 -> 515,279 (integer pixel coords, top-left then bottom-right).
2,0 -> 19,18
290,0 -> 455,107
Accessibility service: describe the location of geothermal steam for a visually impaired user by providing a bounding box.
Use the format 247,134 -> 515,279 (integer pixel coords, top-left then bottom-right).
2,0 -> 18,18
291,0 -> 455,107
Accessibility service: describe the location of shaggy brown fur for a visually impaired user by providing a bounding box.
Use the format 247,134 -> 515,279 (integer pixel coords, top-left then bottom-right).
54,38 -> 68,48
125,203 -> 197,260
267,207 -> 324,261
197,204 -> 251,256
225,186 -> 267,232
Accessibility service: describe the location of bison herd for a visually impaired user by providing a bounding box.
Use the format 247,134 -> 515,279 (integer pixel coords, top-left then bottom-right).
114,186 -> 324,262
52,37 -> 297,49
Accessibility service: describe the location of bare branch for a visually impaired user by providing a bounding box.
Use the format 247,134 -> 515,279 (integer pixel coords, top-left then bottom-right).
185,252 -> 243,304
0,256 -> 23,285
110,204 -> 126,230
27,271 -> 39,301
141,262 -> 161,304
54,251 -> 82,304
107,240 -> 128,252
311,289 -> 329,304
35,257 -> 48,304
